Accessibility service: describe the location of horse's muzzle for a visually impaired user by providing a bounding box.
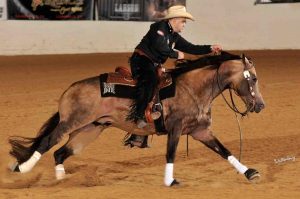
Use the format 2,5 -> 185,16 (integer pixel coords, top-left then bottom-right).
254,102 -> 265,113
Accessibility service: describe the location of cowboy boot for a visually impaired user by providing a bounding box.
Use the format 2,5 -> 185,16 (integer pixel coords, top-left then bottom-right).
123,134 -> 149,148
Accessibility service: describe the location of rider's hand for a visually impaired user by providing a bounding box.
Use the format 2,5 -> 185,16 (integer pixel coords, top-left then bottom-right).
210,44 -> 222,54
177,51 -> 185,59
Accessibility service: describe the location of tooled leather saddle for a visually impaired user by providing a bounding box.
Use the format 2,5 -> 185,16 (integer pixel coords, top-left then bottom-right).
99,66 -> 175,98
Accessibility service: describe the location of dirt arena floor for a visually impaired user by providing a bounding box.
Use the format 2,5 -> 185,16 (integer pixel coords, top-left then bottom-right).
0,50 -> 299,198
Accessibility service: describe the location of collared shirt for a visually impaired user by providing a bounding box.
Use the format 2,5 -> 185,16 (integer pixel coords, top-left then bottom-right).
135,20 -> 212,64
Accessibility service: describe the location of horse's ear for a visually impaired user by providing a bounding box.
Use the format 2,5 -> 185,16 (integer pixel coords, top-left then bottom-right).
241,54 -> 246,65
242,54 -> 253,70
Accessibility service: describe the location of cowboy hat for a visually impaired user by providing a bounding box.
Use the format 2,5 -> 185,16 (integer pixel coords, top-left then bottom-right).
163,5 -> 194,21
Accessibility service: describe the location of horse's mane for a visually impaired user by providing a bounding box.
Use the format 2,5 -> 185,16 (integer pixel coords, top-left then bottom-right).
168,51 -> 241,77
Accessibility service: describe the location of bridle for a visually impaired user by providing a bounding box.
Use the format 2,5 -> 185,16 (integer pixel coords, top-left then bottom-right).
216,56 -> 256,117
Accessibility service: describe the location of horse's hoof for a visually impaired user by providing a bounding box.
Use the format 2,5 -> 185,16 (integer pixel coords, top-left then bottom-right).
170,179 -> 180,186
8,162 -> 20,172
245,168 -> 260,183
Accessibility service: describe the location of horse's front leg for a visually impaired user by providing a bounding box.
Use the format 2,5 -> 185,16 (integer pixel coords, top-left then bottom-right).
190,129 -> 260,182
164,123 -> 181,186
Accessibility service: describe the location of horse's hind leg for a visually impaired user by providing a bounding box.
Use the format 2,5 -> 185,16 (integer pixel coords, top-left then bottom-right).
190,129 -> 260,182
54,123 -> 106,180
12,121 -> 74,173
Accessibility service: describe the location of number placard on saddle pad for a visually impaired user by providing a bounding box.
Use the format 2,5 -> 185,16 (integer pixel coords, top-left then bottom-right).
99,73 -> 136,99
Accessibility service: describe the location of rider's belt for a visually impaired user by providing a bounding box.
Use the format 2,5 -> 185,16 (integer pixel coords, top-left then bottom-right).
134,48 -> 148,57
134,49 -> 159,66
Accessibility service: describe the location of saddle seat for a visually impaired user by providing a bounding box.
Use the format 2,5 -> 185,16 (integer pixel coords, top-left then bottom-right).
106,66 -> 136,86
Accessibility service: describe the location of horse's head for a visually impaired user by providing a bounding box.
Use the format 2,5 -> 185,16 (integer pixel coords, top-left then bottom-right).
222,54 -> 265,114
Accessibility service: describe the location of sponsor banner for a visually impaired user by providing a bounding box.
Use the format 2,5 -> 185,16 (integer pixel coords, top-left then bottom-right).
255,0 -> 300,4
98,0 -> 186,21
0,0 -> 7,20
144,0 -> 186,21
7,0 -> 94,20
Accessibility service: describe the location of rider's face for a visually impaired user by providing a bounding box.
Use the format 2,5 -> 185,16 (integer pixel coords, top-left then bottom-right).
170,17 -> 187,33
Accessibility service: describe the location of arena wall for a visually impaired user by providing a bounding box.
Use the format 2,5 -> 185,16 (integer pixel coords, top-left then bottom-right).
0,0 -> 299,55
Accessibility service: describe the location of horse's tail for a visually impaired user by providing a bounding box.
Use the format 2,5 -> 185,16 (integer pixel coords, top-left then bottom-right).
9,112 -> 60,164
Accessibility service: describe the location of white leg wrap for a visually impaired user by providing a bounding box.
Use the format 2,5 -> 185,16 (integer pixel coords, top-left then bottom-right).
228,155 -> 248,174
164,163 -> 174,186
55,164 -> 66,180
18,151 -> 41,173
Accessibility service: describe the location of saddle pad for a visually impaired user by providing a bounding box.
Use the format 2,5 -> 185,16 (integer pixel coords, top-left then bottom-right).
99,72 -> 176,100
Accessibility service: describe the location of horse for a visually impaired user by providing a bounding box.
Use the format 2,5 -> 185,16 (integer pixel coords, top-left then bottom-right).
8,51 -> 265,186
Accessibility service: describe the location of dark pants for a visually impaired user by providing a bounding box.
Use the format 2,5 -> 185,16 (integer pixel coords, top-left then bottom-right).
128,53 -> 159,122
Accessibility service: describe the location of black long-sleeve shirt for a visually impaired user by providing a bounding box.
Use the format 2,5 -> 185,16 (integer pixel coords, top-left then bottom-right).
136,20 -> 212,64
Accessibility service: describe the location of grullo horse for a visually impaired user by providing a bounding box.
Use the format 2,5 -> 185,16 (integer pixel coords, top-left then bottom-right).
9,52 -> 265,186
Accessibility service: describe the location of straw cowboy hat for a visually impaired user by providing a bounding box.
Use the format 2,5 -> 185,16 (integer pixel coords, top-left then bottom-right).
163,5 -> 194,21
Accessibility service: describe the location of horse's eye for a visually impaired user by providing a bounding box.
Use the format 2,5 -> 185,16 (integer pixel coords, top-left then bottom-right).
252,77 -> 257,82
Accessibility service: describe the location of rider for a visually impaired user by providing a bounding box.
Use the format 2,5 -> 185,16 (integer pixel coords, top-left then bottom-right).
125,5 -> 222,148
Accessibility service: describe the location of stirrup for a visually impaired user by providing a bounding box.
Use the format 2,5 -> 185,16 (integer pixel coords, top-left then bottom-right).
151,111 -> 161,120
151,103 -> 162,120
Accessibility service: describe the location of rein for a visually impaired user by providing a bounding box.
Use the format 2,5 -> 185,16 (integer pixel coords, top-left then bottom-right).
216,67 -> 251,117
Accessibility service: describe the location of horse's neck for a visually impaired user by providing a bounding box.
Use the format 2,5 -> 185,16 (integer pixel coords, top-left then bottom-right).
180,67 -> 226,105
